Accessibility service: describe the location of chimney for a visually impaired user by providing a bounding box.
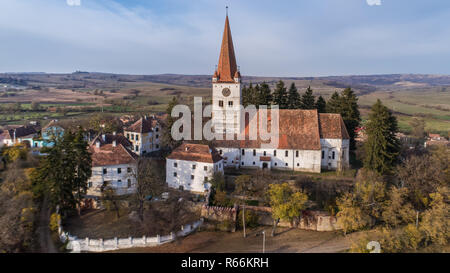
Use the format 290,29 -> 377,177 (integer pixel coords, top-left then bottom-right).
112,140 -> 117,147
96,140 -> 100,148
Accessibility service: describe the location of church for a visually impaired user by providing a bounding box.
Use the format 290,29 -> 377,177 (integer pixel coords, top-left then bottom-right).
167,13 -> 350,185
210,14 -> 350,173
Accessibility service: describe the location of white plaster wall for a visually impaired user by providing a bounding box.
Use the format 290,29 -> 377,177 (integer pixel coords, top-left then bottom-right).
212,83 -> 241,134
125,125 -> 161,155
320,138 -> 349,170
216,147 -> 321,173
217,147 -> 240,167
87,164 -> 137,196
166,158 -> 224,193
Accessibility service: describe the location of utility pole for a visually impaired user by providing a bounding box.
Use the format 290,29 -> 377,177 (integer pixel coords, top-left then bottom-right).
242,204 -> 246,238
262,230 -> 266,253
416,211 -> 419,228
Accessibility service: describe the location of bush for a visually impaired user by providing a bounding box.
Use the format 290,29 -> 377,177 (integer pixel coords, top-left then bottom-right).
237,209 -> 260,228
49,213 -> 61,233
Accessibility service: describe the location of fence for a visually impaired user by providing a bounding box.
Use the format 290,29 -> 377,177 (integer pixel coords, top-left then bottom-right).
56,209 -> 203,252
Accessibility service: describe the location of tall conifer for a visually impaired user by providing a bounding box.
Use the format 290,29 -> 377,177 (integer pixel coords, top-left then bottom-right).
363,99 -> 400,175
272,80 -> 288,109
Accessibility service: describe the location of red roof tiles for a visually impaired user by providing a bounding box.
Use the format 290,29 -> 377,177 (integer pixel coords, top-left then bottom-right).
214,110 -> 349,150
215,15 -> 238,83
125,116 -> 159,134
318,113 -> 350,140
89,143 -> 137,167
167,143 -> 222,163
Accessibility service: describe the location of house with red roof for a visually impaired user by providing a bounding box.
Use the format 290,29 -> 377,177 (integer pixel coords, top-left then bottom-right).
166,143 -> 223,193
124,115 -> 162,155
87,136 -> 138,196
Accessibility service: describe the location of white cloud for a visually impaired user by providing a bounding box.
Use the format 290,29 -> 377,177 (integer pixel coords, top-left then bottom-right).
366,0 -> 381,6
66,0 -> 81,6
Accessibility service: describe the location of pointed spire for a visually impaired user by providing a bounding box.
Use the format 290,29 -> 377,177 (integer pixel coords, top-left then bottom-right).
216,10 -> 238,83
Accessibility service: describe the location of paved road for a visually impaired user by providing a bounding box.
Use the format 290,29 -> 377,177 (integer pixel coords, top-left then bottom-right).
37,197 -> 58,253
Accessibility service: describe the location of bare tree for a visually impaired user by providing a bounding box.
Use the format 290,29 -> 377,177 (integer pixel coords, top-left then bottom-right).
133,158 -> 165,221
101,186 -> 122,219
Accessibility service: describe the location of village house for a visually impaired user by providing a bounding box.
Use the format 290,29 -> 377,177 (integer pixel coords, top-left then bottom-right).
1,124 -> 40,147
87,135 -> 137,197
425,133 -> 450,148
166,143 -> 224,194
208,14 -> 350,173
124,115 -> 162,155
32,119 -> 65,148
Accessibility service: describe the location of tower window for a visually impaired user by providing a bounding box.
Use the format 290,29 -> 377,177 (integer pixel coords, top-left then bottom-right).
296,151 -> 299,158
219,100 -> 224,107
253,149 -> 256,156
228,101 -> 233,107
322,151 -> 325,159
242,149 -> 245,155
274,150 -> 277,156
285,151 -> 288,157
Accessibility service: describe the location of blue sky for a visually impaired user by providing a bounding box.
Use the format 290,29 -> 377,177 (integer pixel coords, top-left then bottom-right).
1,0 -> 450,76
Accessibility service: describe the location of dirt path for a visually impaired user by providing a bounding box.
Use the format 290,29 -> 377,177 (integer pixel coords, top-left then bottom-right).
112,227 -> 360,253
37,197 -> 58,253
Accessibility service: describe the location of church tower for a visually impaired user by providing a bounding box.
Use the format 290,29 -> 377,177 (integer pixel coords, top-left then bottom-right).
212,12 -> 242,135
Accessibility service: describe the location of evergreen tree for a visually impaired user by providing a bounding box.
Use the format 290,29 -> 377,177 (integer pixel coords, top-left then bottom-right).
287,82 -> 301,109
339,88 -> 361,150
161,96 -> 181,150
72,127 -> 92,213
257,82 -> 272,107
31,129 -> 91,215
272,80 -> 288,109
363,99 -> 401,175
242,85 -> 249,107
301,86 -> 316,109
315,95 -> 327,113
326,91 -> 341,113
253,84 -> 261,108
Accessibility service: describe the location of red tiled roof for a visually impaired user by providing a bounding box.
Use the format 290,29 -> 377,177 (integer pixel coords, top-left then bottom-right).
213,110 -> 349,150
215,109 -> 322,150
167,142 -> 222,163
125,116 -> 159,134
89,143 -> 137,167
215,15 -> 238,83
318,113 -> 350,139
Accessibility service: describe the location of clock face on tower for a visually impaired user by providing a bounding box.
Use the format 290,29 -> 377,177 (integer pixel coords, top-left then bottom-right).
222,88 -> 231,97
